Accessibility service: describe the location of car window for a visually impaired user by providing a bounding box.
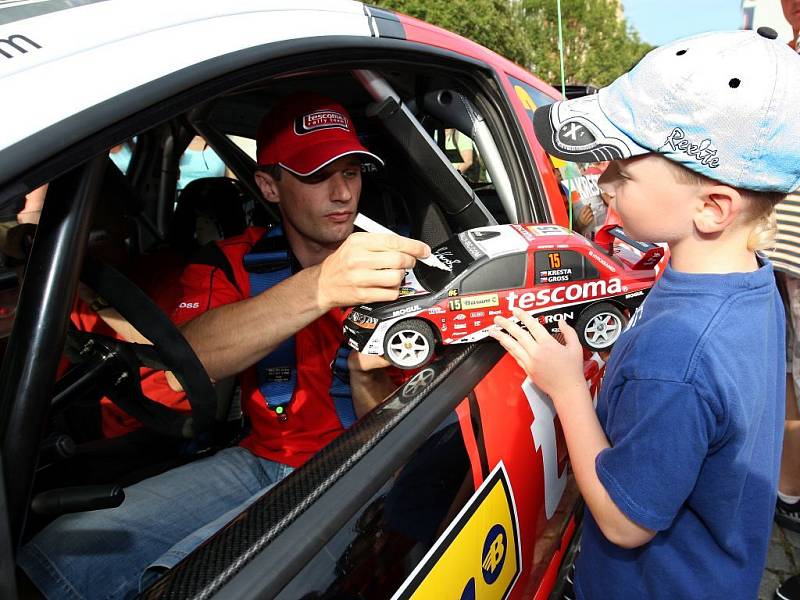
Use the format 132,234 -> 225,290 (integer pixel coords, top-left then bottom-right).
534,250 -> 598,284
413,238 -> 477,293
508,77 -> 609,233
436,129 -> 491,187
460,252 -> 527,294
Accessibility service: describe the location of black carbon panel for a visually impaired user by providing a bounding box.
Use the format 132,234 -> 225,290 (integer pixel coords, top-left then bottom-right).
141,343 -> 490,600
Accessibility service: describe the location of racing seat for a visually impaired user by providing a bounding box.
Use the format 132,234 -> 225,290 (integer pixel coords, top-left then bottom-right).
168,177 -> 248,256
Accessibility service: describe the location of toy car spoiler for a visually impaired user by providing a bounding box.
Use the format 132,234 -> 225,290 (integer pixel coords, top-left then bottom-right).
596,225 -> 665,270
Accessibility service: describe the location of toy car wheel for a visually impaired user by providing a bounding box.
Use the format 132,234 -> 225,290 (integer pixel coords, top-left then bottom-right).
384,319 -> 436,369
575,303 -> 627,350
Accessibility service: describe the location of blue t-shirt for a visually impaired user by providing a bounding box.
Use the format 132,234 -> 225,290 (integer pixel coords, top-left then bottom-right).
575,261 -> 785,600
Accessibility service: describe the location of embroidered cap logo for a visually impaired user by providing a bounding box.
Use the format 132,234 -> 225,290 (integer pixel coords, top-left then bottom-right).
294,110 -> 350,135
662,127 -> 721,168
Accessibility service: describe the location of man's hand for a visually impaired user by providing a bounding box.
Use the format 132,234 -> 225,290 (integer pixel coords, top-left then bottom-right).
348,350 -> 391,373
315,232 -> 431,311
348,350 -> 396,417
489,308 -> 585,402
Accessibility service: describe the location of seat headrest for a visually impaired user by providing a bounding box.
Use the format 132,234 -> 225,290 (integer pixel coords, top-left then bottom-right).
169,177 -> 248,253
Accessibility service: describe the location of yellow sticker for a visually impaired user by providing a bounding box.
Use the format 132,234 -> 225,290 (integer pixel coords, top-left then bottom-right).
391,463 -> 520,600
455,293 -> 499,311
513,84 -> 538,112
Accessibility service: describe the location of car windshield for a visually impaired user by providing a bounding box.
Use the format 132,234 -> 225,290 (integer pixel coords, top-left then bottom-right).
413,236 -> 481,292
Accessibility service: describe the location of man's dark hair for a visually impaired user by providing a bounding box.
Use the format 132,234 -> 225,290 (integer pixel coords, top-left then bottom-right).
257,164 -> 282,181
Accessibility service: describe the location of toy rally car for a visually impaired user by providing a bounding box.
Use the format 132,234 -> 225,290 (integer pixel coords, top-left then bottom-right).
345,223 -> 664,369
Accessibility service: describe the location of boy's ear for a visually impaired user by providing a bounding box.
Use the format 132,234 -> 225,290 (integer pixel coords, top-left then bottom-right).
254,170 -> 280,205
693,185 -> 743,234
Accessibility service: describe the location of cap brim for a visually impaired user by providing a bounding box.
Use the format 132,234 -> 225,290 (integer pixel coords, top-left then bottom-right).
533,94 -> 648,163
280,140 -> 384,178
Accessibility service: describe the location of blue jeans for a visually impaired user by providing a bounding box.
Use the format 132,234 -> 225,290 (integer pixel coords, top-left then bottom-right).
18,446 -> 293,600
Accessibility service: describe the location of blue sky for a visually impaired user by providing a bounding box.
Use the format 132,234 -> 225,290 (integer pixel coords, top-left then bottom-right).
621,0 -> 743,46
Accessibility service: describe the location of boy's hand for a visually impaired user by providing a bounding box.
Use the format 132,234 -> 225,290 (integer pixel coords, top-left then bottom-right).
489,308 -> 586,400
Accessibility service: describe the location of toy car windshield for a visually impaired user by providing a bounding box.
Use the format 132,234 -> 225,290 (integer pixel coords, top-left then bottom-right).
412,233 -> 478,292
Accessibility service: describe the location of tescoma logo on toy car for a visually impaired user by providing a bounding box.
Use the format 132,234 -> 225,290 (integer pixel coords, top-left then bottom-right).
449,293 -> 500,311
507,278 -> 622,310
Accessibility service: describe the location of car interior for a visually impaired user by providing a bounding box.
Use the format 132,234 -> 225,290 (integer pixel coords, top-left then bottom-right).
0,58 -> 557,596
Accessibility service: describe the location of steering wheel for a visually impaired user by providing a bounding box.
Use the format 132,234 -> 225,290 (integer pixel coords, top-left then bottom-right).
63,257 -> 218,439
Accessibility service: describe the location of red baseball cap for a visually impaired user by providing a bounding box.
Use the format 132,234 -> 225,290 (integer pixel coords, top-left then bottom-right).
256,92 -> 383,177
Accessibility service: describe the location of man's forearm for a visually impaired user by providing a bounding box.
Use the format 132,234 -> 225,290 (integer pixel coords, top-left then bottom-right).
553,384 -> 655,548
181,266 -> 327,381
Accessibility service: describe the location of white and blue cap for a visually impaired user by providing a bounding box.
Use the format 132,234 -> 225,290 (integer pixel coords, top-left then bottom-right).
534,28 -> 800,193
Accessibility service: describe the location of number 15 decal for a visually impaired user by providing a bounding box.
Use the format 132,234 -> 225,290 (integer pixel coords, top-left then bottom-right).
523,378 -> 567,519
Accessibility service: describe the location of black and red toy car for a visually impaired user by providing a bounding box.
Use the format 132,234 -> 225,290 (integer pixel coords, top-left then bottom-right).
345,223 -> 665,369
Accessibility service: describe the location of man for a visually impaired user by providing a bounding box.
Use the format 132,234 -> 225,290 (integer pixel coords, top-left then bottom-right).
18,92 -> 431,599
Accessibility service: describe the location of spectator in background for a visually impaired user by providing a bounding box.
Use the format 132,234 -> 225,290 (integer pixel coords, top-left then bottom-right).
109,140 -> 135,175
769,3 -> 800,599
177,135 -> 232,193
444,128 -> 474,176
109,135 -> 233,194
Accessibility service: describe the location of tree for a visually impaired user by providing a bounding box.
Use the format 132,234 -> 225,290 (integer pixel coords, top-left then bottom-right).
517,0 -> 653,87
371,0 -> 653,88
371,0 -> 535,66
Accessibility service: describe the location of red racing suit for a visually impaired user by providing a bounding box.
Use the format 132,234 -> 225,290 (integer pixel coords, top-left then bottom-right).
171,226 -> 354,468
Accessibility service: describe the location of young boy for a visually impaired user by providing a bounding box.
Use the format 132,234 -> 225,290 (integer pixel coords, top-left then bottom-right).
490,29 -> 800,598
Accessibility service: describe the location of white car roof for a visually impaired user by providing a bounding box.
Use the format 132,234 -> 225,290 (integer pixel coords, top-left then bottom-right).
0,0 -> 379,182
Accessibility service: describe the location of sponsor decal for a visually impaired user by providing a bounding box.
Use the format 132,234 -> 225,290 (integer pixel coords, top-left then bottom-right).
539,311 -> 573,324
392,305 -> 421,317
527,225 -> 565,236
450,294 -> 500,312
538,268 -> 572,284
454,314 -> 467,321
428,306 -> 445,315
0,34 -> 41,60
511,224 -> 534,242
625,290 -> 644,299
399,287 -> 416,296
454,323 -> 467,330
488,309 -> 503,316
448,288 -> 459,297
391,463 -> 520,600
587,250 -> 617,273
294,110 -> 349,135
473,321 -> 483,327
459,234 -> 483,259
507,278 -> 622,310
663,127 -> 720,168
178,301 -> 200,309
469,312 -> 485,318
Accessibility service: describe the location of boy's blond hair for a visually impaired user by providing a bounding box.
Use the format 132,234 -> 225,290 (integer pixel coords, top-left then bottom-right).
666,159 -> 784,252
